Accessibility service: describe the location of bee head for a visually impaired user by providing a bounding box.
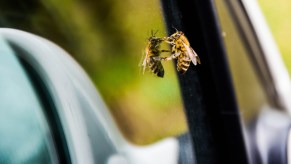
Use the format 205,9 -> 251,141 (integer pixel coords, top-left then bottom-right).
148,36 -> 158,42
169,27 -> 184,41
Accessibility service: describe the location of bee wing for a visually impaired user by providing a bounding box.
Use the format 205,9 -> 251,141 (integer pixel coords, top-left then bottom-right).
139,49 -> 149,74
183,42 -> 201,65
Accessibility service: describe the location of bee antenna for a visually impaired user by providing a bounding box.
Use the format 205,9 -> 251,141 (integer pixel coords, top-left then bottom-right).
154,30 -> 158,36
150,30 -> 158,37
171,26 -> 179,32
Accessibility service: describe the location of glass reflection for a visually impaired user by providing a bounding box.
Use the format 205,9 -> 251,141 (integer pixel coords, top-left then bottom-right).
0,38 -> 57,163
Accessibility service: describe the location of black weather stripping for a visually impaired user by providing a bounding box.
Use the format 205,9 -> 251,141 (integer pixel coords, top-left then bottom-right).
161,0 -> 249,163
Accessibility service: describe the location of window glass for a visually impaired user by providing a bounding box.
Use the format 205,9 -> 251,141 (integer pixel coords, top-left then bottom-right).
0,38 -> 58,163
0,0 -> 187,145
214,1 -> 269,122
257,0 -> 291,75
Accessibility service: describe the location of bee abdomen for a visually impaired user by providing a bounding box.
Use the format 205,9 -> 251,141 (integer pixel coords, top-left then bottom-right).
149,58 -> 164,77
177,57 -> 191,74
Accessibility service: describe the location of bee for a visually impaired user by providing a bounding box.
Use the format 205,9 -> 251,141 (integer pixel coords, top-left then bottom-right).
140,31 -> 168,78
156,30 -> 201,74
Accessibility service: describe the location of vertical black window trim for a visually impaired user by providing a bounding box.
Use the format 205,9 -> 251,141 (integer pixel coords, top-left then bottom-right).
161,0 -> 248,163
12,44 -> 71,164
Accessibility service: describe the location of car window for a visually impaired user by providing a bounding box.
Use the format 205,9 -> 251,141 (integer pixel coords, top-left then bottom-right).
0,37 -> 58,163
257,0 -> 291,75
214,1 -> 269,122
0,0 -> 188,146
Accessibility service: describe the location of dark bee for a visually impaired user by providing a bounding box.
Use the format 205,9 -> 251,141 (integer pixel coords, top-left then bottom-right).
157,30 -> 201,74
141,31 -> 167,77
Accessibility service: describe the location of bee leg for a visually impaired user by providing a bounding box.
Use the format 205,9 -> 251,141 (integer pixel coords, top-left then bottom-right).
153,51 -> 179,61
161,52 -> 181,61
164,40 -> 175,45
152,56 -> 164,61
160,50 -> 171,53
161,36 -> 170,41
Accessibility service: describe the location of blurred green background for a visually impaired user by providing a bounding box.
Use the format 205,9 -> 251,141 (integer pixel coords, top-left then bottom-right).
0,0 -> 290,145
0,0 -> 186,145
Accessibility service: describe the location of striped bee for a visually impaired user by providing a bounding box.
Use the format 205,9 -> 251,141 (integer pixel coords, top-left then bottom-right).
140,31 -> 167,77
157,30 -> 201,74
